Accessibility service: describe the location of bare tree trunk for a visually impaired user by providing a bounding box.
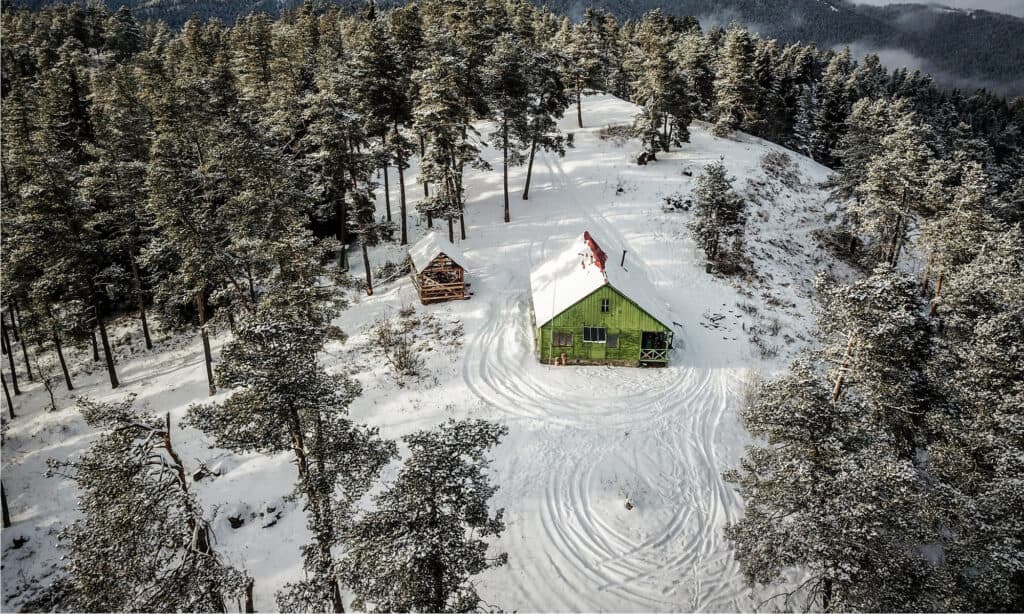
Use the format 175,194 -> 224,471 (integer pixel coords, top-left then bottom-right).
95,311 -> 119,389
929,272 -> 944,318
2,370 -> 14,417
832,336 -> 854,403
381,131 -> 392,223
244,579 -> 255,613
128,249 -> 153,350
2,482 -> 10,528
7,304 -> 19,342
503,122 -> 511,223
12,304 -> 32,381
576,80 -> 583,128
822,578 -> 833,611
447,218 -> 454,244
196,292 -> 216,396
1,320 -> 20,396
523,138 -> 537,200
90,328 -> 100,362
420,133 -> 429,199
397,122 -> 408,246
361,241 -> 373,296
53,332 -> 73,391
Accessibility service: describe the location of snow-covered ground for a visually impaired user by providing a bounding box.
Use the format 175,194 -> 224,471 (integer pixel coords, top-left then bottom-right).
2,95 -> 844,611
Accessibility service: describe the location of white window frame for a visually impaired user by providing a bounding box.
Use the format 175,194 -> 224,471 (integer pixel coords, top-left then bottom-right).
583,326 -> 607,343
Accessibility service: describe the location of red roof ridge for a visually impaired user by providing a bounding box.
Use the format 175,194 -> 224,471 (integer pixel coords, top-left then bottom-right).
582,231 -> 608,276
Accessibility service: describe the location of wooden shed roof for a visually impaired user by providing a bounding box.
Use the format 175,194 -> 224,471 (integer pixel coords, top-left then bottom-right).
409,233 -> 467,272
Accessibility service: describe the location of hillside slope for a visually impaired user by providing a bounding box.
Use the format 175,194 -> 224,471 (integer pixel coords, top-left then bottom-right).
2,95 -> 844,611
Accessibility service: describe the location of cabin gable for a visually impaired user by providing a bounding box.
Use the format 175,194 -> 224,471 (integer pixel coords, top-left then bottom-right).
536,285 -> 671,365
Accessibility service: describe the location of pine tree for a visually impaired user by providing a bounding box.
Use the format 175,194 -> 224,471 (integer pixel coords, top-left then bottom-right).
50,395 -> 247,612
919,163 -> 1000,317
483,32 -> 531,223
12,49 -> 121,389
673,31 -> 715,120
187,279 -> 395,613
625,10 -> 694,156
557,15 -> 602,129
851,107 -> 938,267
712,24 -> 757,137
413,48 -> 477,243
830,98 -> 895,202
690,161 -> 746,265
83,63 -> 155,350
815,267 -> 932,457
810,48 -> 855,166
925,229 -> 1024,611
339,419 -> 508,613
725,357 -> 933,612
520,46 -> 568,200
750,38 -> 783,140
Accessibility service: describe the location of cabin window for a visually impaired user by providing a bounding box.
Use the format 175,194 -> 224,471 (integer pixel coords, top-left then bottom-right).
583,326 -> 607,343
606,334 -> 619,348
553,332 -> 573,347
601,298 -> 610,313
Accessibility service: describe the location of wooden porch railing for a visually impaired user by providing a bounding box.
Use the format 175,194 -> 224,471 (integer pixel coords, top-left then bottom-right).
640,348 -> 669,361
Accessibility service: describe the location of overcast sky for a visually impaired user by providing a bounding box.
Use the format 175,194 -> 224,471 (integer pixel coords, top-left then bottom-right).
852,0 -> 1024,18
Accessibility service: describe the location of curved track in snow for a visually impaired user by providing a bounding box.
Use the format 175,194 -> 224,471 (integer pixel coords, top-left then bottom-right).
462,141 -> 753,610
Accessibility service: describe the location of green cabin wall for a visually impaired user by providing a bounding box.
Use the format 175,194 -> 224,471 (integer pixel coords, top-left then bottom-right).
535,285 -> 670,365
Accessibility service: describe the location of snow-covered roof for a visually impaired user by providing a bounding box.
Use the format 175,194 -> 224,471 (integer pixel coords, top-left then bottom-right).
409,232 -> 467,272
530,231 -> 673,329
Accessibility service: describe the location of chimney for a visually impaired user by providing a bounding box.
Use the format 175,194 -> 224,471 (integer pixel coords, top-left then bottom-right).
620,250 -> 627,268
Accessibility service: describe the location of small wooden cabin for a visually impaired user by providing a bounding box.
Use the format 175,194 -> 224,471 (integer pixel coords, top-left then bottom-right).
530,231 -> 673,366
409,233 -> 468,305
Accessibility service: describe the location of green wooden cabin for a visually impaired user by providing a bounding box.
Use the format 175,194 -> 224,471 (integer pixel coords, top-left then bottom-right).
530,232 -> 673,366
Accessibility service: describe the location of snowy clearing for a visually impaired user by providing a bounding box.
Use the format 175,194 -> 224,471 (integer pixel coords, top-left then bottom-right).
2,94 -> 843,612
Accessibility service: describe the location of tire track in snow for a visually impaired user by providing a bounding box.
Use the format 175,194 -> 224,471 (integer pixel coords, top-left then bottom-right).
466,129 -> 751,610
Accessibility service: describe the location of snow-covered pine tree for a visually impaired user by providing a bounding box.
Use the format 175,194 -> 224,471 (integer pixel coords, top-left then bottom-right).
673,31 -> 715,120
625,10 -> 694,156
519,45 -> 567,201
483,32 -> 531,223
750,38 -> 784,140
830,98 -> 895,203
187,277 -> 395,613
346,16 -> 412,226
792,83 -> 818,160
413,47 -> 474,243
925,228 -> 1024,611
816,267 -> 932,458
556,14 -> 603,129
712,24 -> 757,137
851,106 -> 939,267
690,161 -> 746,267
101,6 -> 145,63
51,395 -> 247,612
339,419 -> 508,612
142,19 -> 244,395
83,63 -> 155,350
809,47 -> 855,166
725,357 -> 933,612
14,46 -> 121,389
919,163 -> 1001,317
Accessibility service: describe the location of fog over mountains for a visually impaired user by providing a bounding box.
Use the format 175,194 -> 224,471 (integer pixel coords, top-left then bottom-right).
11,0 -> 1024,95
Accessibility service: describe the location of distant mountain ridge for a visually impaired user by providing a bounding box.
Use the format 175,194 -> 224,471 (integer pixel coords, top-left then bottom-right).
10,0 -> 1023,95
